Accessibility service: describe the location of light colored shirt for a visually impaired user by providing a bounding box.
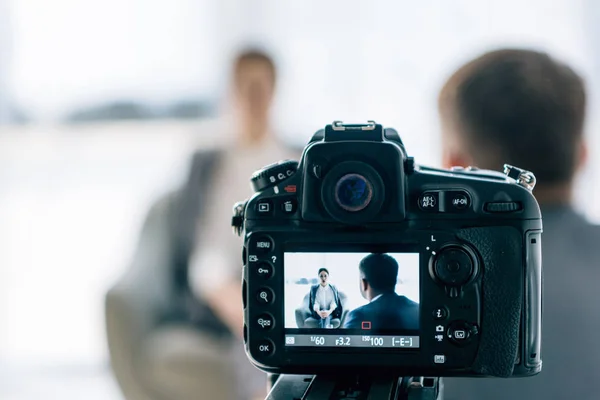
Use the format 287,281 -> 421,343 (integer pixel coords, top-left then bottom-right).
313,284 -> 337,312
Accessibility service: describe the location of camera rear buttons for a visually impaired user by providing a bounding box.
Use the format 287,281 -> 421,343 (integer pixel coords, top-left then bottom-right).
254,262 -> 273,279
252,236 -> 274,254
446,191 -> 470,211
433,307 -> 448,320
419,192 -> 439,211
256,200 -> 274,215
256,314 -> 274,330
433,247 -> 474,287
256,340 -> 275,356
256,288 -> 275,305
281,198 -> 298,214
447,320 -> 479,346
419,190 -> 471,212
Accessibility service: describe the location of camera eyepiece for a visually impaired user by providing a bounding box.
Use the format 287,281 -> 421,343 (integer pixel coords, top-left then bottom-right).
321,161 -> 385,224
334,173 -> 374,212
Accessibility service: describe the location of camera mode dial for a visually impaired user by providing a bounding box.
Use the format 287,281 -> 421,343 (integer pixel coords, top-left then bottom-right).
251,160 -> 298,192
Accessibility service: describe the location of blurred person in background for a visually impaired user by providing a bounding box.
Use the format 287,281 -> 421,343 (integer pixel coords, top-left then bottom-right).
106,48 -> 299,400
187,48 -> 300,398
437,48 -> 600,400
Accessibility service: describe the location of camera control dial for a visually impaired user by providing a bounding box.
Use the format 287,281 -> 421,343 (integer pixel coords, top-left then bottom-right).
251,160 -> 298,192
430,245 -> 478,298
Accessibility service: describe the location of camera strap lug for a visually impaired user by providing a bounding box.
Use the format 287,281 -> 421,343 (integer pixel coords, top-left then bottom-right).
231,200 -> 246,236
503,164 -> 536,191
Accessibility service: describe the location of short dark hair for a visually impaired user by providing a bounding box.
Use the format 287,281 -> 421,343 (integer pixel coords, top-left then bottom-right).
359,253 -> 398,292
318,268 -> 329,276
439,48 -> 586,185
233,48 -> 277,86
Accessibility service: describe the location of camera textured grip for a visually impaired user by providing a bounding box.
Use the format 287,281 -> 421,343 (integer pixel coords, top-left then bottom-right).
457,226 -> 523,377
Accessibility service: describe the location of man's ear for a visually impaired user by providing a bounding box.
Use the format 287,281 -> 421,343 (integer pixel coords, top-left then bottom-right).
361,279 -> 369,293
576,139 -> 588,174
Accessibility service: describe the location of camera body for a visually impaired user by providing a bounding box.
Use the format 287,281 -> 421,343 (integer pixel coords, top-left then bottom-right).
233,121 -> 542,378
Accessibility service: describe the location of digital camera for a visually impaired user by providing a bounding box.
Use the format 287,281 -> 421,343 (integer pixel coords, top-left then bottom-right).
231,121 -> 542,378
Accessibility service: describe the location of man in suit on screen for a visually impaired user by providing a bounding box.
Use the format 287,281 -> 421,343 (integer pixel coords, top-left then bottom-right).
343,253 -> 419,331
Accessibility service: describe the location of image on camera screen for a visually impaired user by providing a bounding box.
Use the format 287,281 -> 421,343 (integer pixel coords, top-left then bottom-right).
283,251 -> 420,348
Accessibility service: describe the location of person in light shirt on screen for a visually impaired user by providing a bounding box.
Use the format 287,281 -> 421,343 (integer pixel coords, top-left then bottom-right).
343,253 -> 419,331
305,268 -> 343,328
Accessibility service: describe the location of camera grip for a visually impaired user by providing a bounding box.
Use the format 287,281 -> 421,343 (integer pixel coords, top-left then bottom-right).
458,226 -> 523,377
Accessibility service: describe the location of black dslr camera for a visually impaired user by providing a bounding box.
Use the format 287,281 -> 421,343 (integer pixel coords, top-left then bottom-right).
232,121 -> 542,380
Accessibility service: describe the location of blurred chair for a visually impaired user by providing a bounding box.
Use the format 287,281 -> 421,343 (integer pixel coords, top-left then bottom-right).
105,151 -> 240,400
294,291 -> 349,328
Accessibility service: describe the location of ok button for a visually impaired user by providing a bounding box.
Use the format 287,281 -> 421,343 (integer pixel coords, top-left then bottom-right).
256,340 -> 274,356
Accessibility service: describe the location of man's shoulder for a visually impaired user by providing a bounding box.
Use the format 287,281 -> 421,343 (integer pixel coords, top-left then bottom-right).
348,303 -> 368,317
544,210 -> 600,264
378,294 -> 418,310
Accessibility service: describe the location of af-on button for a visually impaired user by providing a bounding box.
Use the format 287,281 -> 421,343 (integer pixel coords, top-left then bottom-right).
446,191 -> 471,212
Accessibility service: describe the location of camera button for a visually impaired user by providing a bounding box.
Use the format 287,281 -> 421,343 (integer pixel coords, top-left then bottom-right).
434,354 -> 446,364
256,340 -> 275,356
252,236 -> 274,254
446,191 -> 470,211
256,288 -> 275,305
254,262 -> 273,279
256,200 -> 274,215
433,247 -> 474,287
418,192 -> 439,211
447,321 -> 479,346
281,198 -> 298,214
255,314 -> 274,330
433,307 -> 448,320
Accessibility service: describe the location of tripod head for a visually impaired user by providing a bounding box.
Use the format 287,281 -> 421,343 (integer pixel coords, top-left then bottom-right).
266,374 -> 442,400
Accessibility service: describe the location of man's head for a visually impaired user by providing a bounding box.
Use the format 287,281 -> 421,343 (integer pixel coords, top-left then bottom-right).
358,253 -> 398,301
438,49 -> 587,204
318,268 -> 329,286
230,48 -> 277,126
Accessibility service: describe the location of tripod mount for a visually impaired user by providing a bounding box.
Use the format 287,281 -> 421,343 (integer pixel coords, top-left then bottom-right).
266,374 -> 442,400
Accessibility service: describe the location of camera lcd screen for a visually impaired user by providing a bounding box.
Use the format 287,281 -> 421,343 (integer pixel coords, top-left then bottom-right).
284,251 -> 420,349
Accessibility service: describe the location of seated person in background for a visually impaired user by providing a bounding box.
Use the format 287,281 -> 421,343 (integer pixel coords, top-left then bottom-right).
106,48 -> 299,400
437,48 -> 600,400
305,268 -> 343,328
343,254 -> 418,330
187,48 -> 300,399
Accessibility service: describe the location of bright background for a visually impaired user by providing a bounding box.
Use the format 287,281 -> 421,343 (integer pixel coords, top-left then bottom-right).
283,252 -> 420,328
2,1 -> 600,399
